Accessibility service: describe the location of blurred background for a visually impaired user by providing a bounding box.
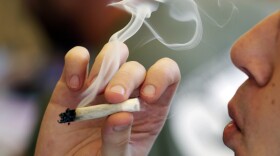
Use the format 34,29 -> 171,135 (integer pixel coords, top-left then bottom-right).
0,0 -> 279,155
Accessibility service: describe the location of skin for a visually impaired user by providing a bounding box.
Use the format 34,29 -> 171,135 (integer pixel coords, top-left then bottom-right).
33,1 -> 180,155
31,0 -> 280,154
223,11 -> 280,156
35,42 -> 181,156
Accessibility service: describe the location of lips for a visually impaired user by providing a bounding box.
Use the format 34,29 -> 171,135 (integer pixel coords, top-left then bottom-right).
223,102 -> 243,147
227,102 -> 242,132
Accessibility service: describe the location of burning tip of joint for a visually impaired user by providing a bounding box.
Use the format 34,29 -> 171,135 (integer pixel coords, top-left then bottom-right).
58,98 -> 141,125
57,108 -> 76,125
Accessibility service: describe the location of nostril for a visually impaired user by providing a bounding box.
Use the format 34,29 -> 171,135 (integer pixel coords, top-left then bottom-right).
240,63 -> 272,87
240,67 -> 252,78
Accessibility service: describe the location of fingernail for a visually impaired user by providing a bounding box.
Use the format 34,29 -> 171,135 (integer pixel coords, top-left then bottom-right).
69,75 -> 80,89
110,85 -> 125,95
113,125 -> 129,132
143,85 -> 156,96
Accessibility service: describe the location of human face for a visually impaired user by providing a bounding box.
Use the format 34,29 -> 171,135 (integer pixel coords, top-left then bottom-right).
223,11 -> 280,156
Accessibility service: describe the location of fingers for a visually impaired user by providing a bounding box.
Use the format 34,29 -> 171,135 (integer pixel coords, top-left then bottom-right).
101,58 -> 180,156
140,58 -> 181,103
104,57 -> 180,104
87,41 -> 129,84
62,46 -> 90,91
105,61 -> 146,103
101,112 -> 133,156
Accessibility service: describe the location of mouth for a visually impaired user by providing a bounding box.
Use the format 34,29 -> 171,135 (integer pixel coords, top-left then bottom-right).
227,104 -> 242,132
223,103 -> 243,147
225,120 -> 241,132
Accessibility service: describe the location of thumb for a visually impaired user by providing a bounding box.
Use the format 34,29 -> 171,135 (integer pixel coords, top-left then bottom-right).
101,112 -> 133,156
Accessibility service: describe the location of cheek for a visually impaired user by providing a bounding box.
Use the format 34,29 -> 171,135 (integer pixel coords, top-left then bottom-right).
245,82 -> 280,141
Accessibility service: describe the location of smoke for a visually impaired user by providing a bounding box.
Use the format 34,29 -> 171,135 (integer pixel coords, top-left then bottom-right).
78,0 -> 204,107
76,0 -> 238,154
77,0 -> 237,109
74,0 -> 237,155
109,0 -> 203,50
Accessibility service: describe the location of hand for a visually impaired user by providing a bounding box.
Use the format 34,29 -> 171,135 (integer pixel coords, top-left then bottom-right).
35,42 -> 181,156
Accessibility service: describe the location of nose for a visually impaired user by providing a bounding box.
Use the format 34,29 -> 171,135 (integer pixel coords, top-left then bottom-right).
230,20 -> 274,86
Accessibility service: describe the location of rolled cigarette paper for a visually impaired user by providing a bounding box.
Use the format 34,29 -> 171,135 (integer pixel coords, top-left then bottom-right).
58,98 -> 140,124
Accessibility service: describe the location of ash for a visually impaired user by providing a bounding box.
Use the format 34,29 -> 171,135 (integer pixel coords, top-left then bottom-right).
58,108 -> 76,125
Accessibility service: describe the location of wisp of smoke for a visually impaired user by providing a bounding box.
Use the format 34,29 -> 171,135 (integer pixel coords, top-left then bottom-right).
109,0 -> 203,50
77,0 -> 203,107
77,0 -> 236,108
